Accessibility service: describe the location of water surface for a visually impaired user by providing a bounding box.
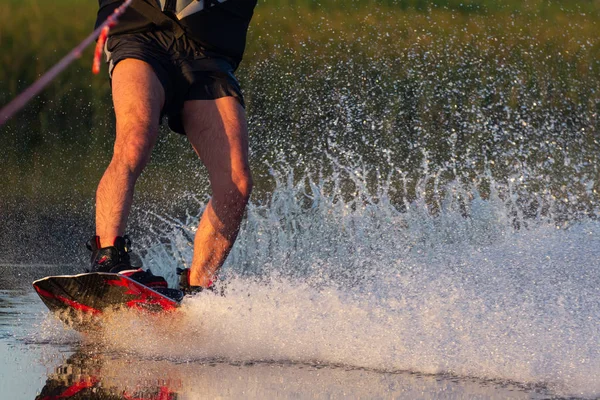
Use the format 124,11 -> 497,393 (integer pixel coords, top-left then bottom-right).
0,262 -> 595,399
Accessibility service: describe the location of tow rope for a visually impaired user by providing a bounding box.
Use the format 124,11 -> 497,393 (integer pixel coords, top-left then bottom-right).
0,0 -> 133,127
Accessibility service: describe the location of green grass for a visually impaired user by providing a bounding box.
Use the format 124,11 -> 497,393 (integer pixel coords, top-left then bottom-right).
0,0 -> 599,207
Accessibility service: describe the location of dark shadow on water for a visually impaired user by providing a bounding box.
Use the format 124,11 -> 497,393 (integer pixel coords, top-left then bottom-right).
0,264 -> 80,291
0,198 -> 94,266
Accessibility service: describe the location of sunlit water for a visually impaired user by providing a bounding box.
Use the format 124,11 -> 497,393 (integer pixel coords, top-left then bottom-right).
3,82 -> 600,399
2,158 -> 593,399
136,163 -> 600,399
0,273 -> 558,399
2,5 -> 599,398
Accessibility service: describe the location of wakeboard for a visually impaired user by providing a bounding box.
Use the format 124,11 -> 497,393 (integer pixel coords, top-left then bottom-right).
33,272 -> 183,330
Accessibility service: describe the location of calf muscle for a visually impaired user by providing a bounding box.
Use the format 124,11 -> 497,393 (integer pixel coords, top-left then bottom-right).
183,97 -> 252,287
95,59 -> 165,248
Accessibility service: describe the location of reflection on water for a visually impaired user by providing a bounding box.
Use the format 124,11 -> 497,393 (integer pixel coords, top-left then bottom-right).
0,286 -> 551,400
2,3 -> 598,399
36,346 -> 543,400
36,349 -> 178,400
2,155 -> 600,399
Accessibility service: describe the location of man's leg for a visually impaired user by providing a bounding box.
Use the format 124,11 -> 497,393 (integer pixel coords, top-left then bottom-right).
95,59 -> 165,248
182,97 -> 253,287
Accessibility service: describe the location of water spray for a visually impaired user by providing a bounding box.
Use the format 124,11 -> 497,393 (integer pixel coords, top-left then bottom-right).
0,0 -> 133,127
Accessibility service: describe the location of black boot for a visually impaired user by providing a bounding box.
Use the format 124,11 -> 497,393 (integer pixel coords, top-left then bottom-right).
86,236 -> 168,290
87,236 -> 133,273
176,268 -> 204,295
177,268 -> 223,296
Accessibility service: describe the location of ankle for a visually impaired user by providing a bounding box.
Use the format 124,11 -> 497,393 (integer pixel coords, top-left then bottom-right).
189,269 -> 214,288
96,235 -> 121,248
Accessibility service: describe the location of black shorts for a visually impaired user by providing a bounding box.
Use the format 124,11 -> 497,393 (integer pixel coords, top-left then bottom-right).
104,30 -> 245,135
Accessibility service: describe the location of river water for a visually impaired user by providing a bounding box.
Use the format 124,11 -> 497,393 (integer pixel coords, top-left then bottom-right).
1,164 -> 599,399
2,4 -> 600,398
0,266 -> 557,399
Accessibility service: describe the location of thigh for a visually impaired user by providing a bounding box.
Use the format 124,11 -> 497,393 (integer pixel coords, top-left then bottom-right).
111,58 -> 165,163
182,97 -> 250,190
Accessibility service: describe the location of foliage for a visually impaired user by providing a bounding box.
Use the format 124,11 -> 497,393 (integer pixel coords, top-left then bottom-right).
0,0 -> 599,204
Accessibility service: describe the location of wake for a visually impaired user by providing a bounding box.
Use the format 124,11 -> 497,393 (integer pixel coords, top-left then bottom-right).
112,161 -> 600,399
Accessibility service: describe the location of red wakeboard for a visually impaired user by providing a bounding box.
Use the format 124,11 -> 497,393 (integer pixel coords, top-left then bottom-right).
33,272 -> 183,330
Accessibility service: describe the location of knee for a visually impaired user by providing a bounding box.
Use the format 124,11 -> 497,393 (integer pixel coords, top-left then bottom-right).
110,128 -> 156,177
213,167 -> 253,206
235,169 -> 253,203
111,143 -> 151,177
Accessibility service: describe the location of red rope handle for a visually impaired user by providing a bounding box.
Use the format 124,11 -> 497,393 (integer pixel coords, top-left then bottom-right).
93,0 -> 133,74
92,25 -> 112,74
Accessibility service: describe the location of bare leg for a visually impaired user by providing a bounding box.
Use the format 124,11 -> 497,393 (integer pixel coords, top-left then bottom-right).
95,59 -> 165,247
182,97 -> 253,287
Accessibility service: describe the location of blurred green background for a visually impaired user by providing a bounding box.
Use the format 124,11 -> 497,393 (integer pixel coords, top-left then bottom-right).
0,0 -> 599,263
